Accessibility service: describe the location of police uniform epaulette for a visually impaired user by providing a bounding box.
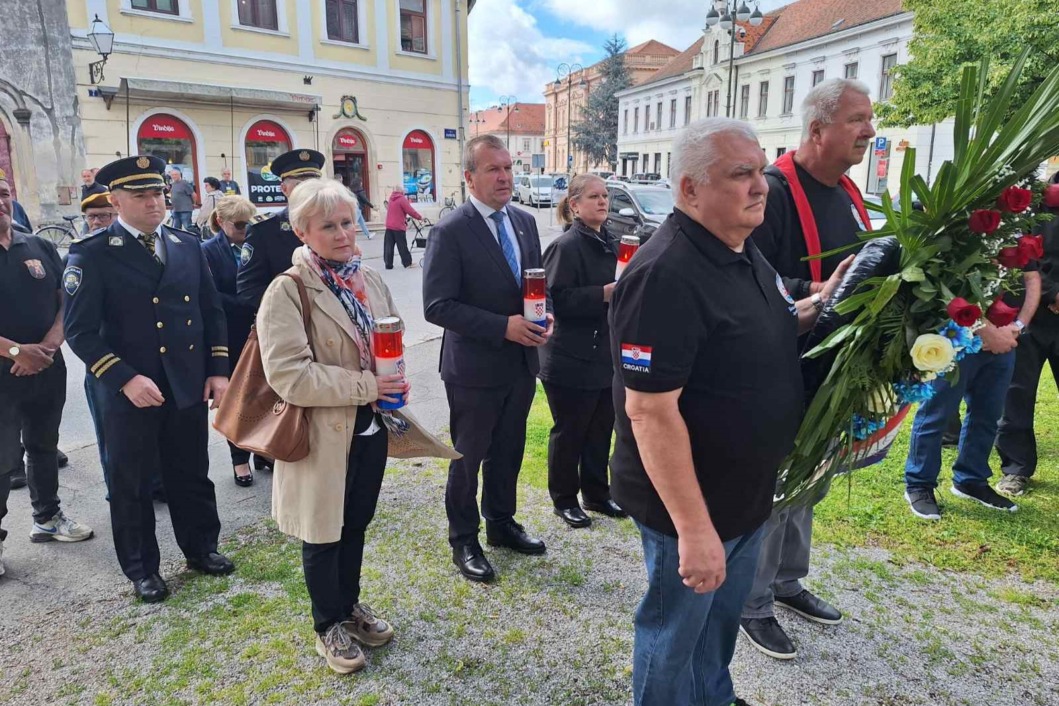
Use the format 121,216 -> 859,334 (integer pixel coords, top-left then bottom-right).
250,212 -> 271,224
69,228 -> 111,251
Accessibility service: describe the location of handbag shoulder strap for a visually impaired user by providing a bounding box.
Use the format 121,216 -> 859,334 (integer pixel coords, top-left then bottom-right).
277,271 -> 316,357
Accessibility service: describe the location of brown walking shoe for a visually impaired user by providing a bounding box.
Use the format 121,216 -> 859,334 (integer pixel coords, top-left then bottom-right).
315,623 -> 366,674
342,603 -> 394,648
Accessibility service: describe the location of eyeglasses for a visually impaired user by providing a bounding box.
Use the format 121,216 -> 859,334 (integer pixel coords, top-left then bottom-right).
85,212 -> 115,222
228,221 -> 250,230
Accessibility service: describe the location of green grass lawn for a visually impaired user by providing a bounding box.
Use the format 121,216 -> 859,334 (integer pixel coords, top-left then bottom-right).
522,368 -> 1059,585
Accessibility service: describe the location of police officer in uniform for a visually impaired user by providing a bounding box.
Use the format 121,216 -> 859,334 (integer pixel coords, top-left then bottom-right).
64,156 -> 235,603
236,149 -> 325,308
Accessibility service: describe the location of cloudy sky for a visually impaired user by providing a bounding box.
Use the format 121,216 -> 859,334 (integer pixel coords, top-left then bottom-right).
468,0 -> 789,109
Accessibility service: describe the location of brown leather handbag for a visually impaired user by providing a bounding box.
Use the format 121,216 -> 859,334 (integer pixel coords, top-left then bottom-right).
213,272 -> 313,462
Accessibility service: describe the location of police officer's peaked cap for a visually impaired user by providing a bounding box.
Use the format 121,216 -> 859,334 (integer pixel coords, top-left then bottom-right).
270,149 -> 326,180
81,190 -> 112,211
95,155 -> 167,191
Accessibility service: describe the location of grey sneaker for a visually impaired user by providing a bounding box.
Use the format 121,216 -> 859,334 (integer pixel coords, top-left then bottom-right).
343,603 -> 394,647
996,474 -> 1029,497
905,488 -> 941,520
951,483 -> 1017,512
315,623 -> 366,674
30,511 -> 94,543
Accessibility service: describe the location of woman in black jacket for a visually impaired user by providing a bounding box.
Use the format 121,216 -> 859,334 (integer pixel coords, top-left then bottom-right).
540,174 -> 627,528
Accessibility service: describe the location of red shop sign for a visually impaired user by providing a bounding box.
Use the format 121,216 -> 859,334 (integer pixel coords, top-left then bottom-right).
334,129 -> 365,151
138,114 -> 192,140
402,130 -> 432,150
247,120 -> 290,143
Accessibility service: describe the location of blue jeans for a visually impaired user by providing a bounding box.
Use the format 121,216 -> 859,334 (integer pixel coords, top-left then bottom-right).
633,521 -> 765,706
904,350 -> 1015,490
171,211 -> 193,230
355,208 -> 372,239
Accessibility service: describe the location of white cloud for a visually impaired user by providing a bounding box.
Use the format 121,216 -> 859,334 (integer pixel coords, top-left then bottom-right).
468,0 -> 595,108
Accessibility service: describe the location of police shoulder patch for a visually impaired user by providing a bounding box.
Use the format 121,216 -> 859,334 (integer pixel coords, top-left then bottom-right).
240,243 -> 254,266
63,266 -> 83,295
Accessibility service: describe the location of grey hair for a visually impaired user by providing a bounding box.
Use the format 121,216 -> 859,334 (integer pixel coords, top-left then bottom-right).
463,134 -> 507,172
288,178 -> 360,234
670,118 -> 760,188
801,78 -> 871,139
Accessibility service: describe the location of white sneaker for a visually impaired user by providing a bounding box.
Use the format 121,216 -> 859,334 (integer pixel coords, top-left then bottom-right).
30,510 -> 94,543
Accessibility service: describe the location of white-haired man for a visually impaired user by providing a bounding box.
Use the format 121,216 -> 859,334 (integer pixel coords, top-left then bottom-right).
610,118 -> 850,705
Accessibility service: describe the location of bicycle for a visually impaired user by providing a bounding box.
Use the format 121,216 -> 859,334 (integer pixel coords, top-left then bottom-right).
437,192 -> 460,219
34,215 -> 83,249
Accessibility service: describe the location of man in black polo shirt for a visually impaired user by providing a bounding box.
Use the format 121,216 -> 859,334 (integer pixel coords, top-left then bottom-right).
0,175 -> 93,576
610,118 -> 850,706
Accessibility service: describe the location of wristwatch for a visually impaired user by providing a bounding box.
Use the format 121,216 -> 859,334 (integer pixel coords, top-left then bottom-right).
810,293 -> 826,312
8,345 -> 20,358
1013,320 -> 1026,335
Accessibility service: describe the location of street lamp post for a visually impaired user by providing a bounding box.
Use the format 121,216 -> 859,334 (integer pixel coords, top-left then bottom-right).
554,63 -> 585,175
705,1 -> 762,118
498,96 -> 519,155
86,14 -> 115,85
470,113 -> 486,137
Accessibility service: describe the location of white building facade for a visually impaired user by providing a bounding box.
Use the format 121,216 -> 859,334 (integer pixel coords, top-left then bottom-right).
616,72 -> 696,180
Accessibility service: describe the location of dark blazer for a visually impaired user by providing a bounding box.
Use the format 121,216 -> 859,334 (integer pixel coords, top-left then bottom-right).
236,208 -> 301,309
201,232 -> 256,364
539,220 -> 618,389
64,222 -> 229,410
423,199 -> 544,386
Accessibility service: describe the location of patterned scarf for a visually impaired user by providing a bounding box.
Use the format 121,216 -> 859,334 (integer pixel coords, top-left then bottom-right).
302,245 -> 408,436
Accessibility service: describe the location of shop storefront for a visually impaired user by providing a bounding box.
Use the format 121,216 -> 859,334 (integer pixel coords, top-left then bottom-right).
332,127 -> 370,200
245,119 -> 292,206
401,130 -> 435,203
137,113 -> 198,185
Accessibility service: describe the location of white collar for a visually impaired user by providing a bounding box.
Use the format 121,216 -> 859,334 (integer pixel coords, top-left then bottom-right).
468,194 -> 510,222
117,216 -> 160,239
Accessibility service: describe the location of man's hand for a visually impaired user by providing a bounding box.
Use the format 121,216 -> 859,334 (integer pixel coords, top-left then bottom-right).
677,528 -> 727,594
203,376 -> 229,410
603,282 -> 617,302
820,255 -> 856,302
979,324 -> 1018,354
1049,292 -> 1059,315
505,315 -> 547,347
122,375 -> 166,408
10,344 -> 55,377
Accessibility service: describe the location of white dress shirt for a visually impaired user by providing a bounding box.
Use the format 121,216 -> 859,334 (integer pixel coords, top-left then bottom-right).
118,216 -> 167,265
468,194 -> 522,273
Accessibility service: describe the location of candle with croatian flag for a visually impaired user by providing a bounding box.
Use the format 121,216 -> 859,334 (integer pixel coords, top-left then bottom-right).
373,316 -> 406,410
615,235 -> 640,280
523,268 -> 548,328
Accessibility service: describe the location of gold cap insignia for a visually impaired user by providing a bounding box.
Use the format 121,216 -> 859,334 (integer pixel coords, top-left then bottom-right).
299,151 -> 310,161
136,156 -> 150,169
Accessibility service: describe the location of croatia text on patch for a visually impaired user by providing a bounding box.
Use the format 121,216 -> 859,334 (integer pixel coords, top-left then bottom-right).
621,343 -> 652,373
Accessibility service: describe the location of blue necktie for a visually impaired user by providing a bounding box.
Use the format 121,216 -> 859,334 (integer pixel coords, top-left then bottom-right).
488,211 -> 520,285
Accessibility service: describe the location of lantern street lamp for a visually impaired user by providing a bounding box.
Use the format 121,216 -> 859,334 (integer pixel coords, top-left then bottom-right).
87,14 -> 115,85
497,96 -> 519,154
705,1 -> 762,118
554,63 -> 586,174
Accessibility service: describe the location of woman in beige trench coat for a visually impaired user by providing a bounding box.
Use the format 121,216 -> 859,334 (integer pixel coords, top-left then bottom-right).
257,178 -> 452,675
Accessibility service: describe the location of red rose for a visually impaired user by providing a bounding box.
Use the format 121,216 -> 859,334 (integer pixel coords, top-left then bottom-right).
986,299 -> 1019,327
946,297 -> 982,327
969,209 -> 1002,234
996,186 -> 1033,213
1017,234 -> 1044,261
997,246 -> 1030,269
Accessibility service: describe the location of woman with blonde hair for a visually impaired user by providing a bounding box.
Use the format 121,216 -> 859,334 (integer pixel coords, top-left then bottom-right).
201,195 -> 262,485
257,178 -> 454,674
539,174 -> 626,528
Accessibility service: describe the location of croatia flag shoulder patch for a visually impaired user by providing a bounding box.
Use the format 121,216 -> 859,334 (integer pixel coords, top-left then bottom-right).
621,343 -> 652,373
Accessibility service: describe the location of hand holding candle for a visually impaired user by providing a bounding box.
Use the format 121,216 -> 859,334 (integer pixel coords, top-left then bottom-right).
615,235 -> 641,280
373,316 -> 407,410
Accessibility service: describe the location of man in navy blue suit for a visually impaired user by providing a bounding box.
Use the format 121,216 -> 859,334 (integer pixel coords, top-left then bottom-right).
423,135 -> 553,583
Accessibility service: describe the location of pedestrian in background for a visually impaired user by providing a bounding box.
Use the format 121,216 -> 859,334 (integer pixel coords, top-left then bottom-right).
383,185 -> 421,269
202,196 -> 260,487
349,175 -> 375,240
196,177 -> 224,237
219,168 -> 242,196
168,168 -> 196,232
539,174 -> 625,529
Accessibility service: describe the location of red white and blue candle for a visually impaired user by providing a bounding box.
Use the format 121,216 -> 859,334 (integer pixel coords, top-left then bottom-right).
373,316 -> 406,410
523,268 -> 548,328
615,235 -> 640,280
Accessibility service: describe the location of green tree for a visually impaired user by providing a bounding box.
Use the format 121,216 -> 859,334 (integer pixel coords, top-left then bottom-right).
571,35 -> 632,170
878,0 -> 1059,127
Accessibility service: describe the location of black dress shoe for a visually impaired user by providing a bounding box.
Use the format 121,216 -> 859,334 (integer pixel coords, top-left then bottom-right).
739,617 -> 796,660
452,544 -> 495,583
554,506 -> 592,528
775,589 -> 842,624
253,456 -> 274,472
233,467 -> 254,487
187,552 -> 236,576
583,499 -> 627,518
57,450 -> 69,468
133,574 -> 169,603
486,521 -> 546,555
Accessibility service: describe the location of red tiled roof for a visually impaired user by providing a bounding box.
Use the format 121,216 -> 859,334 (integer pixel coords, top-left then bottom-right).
626,39 -> 681,59
639,37 -> 706,87
748,0 -> 905,55
470,103 -> 546,135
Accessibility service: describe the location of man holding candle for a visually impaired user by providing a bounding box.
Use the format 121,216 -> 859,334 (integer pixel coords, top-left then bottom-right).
423,134 -> 552,583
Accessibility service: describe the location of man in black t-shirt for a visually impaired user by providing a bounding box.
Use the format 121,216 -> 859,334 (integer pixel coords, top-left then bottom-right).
610,118 -> 850,706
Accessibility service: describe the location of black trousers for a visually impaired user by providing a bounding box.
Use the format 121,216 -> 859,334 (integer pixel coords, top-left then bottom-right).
542,382 -> 614,509
445,374 -> 536,547
0,357 -> 66,541
101,387 -> 221,581
383,229 -> 412,269
995,330 -> 1059,478
302,429 -> 388,634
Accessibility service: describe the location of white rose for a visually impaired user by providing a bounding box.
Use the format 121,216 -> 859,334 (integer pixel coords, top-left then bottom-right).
910,334 -> 956,373
866,385 -> 897,414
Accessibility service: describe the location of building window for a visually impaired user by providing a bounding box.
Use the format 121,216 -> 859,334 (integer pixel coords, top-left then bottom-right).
633,107 -> 639,133
812,69 -> 825,86
777,147 -> 787,159
642,153 -> 649,171
333,128 -> 370,210
402,130 -> 435,202
655,103 -> 662,131
237,0 -> 278,30
739,84 -> 750,119
653,153 -> 661,174
845,62 -> 859,79
400,0 -> 428,54
713,40 -> 720,64
132,0 -> 179,13
522,138 -> 531,153
137,113 -> 198,187
326,0 -> 359,43
623,109 -> 628,135
782,76 -> 795,114
666,152 -> 671,177
245,119 -> 292,205
669,99 -> 677,128
880,53 -> 897,100
684,96 -> 692,125
758,81 -> 769,117
712,91 -> 720,118
644,107 -> 650,132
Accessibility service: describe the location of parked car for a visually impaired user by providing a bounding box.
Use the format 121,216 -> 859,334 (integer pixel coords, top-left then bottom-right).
604,183 -> 674,242
516,174 -> 555,207
630,173 -> 662,185
589,170 -> 615,180
655,178 -> 671,189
